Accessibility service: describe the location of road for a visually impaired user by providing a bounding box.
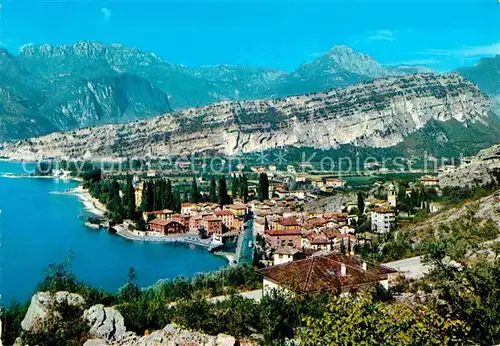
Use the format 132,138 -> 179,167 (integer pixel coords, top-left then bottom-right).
235,218 -> 255,265
383,256 -> 430,279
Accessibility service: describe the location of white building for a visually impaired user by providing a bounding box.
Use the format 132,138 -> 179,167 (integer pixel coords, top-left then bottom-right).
387,183 -> 397,208
325,178 -> 346,188
273,247 -> 301,266
371,208 -> 396,233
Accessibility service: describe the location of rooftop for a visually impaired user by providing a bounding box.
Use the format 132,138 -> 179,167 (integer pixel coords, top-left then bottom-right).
259,255 -> 397,293
265,228 -> 301,236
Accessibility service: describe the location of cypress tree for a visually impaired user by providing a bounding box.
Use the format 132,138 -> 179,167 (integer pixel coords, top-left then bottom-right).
218,177 -> 229,208
258,173 -> 269,202
357,192 -> 365,216
124,175 -> 135,220
209,176 -> 217,203
190,177 -> 199,203
231,174 -> 240,200
241,174 -> 249,203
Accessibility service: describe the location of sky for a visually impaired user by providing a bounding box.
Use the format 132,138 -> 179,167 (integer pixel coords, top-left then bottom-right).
0,0 -> 499,72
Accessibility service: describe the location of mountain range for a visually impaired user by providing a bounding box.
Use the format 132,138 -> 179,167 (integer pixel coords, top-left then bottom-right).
3,73 -> 499,161
0,41 -> 441,141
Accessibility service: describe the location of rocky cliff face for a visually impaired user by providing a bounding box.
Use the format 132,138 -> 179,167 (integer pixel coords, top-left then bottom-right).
1,73 -> 492,161
0,44 -> 173,141
1,42 -> 428,141
439,143 -> 500,187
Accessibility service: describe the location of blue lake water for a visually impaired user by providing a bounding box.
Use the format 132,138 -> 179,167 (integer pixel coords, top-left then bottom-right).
0,161 -> 227,304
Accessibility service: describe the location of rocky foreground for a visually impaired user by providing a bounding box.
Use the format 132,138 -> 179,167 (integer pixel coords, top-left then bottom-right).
439,143 -> 500,187
16,291 -> 252,346
1,73 -> 491,161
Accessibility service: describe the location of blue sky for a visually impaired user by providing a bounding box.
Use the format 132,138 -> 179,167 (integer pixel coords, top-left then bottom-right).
1,0 -> 499,71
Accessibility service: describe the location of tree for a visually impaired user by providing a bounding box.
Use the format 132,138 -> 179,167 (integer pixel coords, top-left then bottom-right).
357,191 -> 365,216
422,214 -> 500,344
190,177 -> 200,203
162,179 -> 174,210
218,177 -> 229,208
240,174 -> 249,203
231,175 -> 240,200
124,175 -> 136,220
258,173 -> 269,202
209,176 -> 217,203
298,294 -> 469,345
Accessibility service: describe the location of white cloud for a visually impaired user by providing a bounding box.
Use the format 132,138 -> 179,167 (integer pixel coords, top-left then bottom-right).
101,8 -> 112,23
416,42 -> 500,58
368,30 -> 395,41
388,58 -> 439,66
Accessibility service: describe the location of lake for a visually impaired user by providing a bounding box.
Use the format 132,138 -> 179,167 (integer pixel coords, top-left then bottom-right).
0,161 -> 227,304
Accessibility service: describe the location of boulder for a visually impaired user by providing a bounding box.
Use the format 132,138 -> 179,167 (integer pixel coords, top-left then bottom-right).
84,305 -> 128,342
21,291 -> 85,332
83,339 -> 109,346
216,334 -> 237,346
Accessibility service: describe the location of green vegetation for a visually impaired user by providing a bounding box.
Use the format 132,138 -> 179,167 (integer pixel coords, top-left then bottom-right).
4,219 -> 500,346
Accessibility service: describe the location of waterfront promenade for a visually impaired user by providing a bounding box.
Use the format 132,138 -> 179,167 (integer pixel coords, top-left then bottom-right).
115,226 -> 213,248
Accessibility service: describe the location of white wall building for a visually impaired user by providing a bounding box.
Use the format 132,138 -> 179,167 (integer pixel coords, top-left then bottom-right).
371,208 -> 396,233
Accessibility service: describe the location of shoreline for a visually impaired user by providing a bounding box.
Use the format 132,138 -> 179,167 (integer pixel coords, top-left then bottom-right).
67,185 -> 108,217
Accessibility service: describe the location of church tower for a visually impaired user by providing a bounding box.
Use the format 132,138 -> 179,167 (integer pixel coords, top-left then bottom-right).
388,182 -> 397,208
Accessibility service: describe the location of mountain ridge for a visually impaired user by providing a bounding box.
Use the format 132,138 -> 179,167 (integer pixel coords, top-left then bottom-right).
1,73 -> 495,161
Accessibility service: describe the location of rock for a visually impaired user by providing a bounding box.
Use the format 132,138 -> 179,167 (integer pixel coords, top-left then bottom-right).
215,334 -> 237,346
110,324 -> 242,346
83,339 -> 109,346
1,74 -> 491,161
21,291 -> 85,332
84,305 -> 128,342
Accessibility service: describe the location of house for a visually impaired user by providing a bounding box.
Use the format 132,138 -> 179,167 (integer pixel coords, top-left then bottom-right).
309,234 -> 332,251
371,208 -> 396,233
148,219 -> 186,235
287,165 -> 296,174
259,255 -> 398,296
172,214 -> 191,229
143,209 -> 174,222
311,177 -> 324,189
223,203 -> 247,218
200,216 -> 223,235
324,178 -> 346,188
274,217 -> 300,230
295,173 -> 307,182
181,203 -> 196,215
420,175 -> 440,187
273,247 -> 301,265
215,209 -> 235,230
265,228 -> 302,249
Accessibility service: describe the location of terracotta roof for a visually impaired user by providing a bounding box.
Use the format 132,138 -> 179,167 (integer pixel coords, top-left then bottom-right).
323,228 -> 341,239
279,217 -> 299,227
309,218 -> 328,226
372,208 -> 394,214
204,216 -> 222,222
265,228 -> 301,236
259,255 -> 397,293
310,234 -> 330,245
225,203 -> 247,210
215,209 -> 234,216
146,209 -> 174,215
148,219 -> 169,226
274,247 -> 301,255
421,175 -> 439,181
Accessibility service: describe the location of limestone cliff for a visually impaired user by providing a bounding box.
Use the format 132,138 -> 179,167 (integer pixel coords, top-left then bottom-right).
0,73 -> 492,161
